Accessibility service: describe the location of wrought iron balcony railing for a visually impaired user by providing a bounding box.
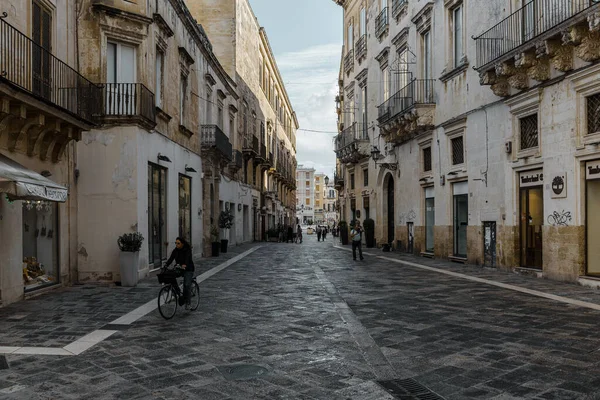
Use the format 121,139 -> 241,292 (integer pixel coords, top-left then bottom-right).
355,35 -> 367,60
474,0 -> 600,70
344,49 -> 354,73
268,152 -> 274,165
259,144 -> 267,160
100,83 -> 155,124
0,16 -> 102,123
377,79 -> 436,125
392,0 -> 407,19
375,7 -> 389,38
232,149 -> 243,169
201,125 -> 232,161
334,122 -> 368,152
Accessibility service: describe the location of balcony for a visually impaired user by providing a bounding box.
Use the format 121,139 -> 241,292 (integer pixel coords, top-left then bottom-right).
344,49 -> 354,74
355,35 -> 367,61
229,149 -> 243,171
375,7 -> 389,39
242,135 -> 258,157
392,0 -> 408,20
377,79 -> 436,144
334,122 -> 370,164
473,0 -> 600,97
200,125 -> 232,161
97,83 -> 156,129
334,172 -> 344,189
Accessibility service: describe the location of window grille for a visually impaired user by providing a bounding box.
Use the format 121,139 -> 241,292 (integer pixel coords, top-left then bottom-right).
520,114 -> 538,150
587,93 -> 600,134
451,136 -> 464,165
423,147 -> 432,171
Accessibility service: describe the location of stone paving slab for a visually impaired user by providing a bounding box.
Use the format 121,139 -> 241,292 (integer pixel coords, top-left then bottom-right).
2,236 -> 600,398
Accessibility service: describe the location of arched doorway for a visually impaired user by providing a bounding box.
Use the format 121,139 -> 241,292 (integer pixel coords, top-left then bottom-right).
384,173 -> 395,245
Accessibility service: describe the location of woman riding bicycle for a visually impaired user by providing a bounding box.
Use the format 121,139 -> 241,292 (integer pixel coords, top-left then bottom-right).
164,237 -> 194,307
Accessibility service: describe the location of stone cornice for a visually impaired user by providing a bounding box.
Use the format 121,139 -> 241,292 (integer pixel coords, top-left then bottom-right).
411,2 -> 434,34
153,13 -> 174,37
92,4 -> 153,25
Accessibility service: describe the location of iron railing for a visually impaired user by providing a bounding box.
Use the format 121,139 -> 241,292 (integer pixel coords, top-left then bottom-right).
252,136 -> 259,152
260,144 -> 267,160
355,35 -> 367,60
392,0 -> 407,19
268,152 -> 273,165
334,122 -> 368,152
344,49 -> 354,73
232,149 -> 243,168
201,125 -> 232,161
0,16 -> 102,123
100,83 -> 155,123
377,79 -> 436,124
474,0 -> 600,70
375,7 -> 389,38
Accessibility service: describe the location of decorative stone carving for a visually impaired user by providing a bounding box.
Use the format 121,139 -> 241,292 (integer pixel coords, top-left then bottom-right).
515,52 -> 536,69
575,31 -> 600,62
495,61 -> 517,77
588,11 -> 600,32
527,57 -> 550,82
562,25 -> 587,46
491,79 -> 510,97
508,72 -> 529,90
479,70 -> 497,86
546,39 -> 573,72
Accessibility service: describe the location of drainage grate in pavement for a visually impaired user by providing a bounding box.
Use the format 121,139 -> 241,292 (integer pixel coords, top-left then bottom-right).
376,378 -> 444,399
0,355 -> 9,370
217,364 -> 269,381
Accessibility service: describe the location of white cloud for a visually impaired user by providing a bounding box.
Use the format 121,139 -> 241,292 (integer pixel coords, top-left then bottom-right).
276,43 -> 342,178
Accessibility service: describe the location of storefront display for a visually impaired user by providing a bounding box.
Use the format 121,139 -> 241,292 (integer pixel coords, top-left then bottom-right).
22,200 -> 59,290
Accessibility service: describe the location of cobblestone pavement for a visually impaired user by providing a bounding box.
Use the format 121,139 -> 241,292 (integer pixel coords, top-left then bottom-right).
2,234 -> 600,399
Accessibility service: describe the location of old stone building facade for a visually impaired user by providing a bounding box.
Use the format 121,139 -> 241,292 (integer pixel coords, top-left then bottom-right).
333,0 -> 600,285
296,165 -> 316,225
187,0 -> 298,240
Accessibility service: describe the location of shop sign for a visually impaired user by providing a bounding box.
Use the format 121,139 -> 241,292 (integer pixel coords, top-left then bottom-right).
550,172 -> 567,198
25,184 -> 68,202
586,161 -> 600,180
519,170 -> 543,188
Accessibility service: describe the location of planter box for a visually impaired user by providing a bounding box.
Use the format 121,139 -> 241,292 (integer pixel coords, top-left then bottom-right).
119,251 -> 139,287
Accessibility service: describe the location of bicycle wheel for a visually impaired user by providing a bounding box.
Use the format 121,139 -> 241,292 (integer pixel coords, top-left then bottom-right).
189,281 -> 200,311
158,285 -> 178,319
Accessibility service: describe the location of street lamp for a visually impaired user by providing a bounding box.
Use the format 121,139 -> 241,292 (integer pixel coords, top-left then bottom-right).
324,175 -> 329,186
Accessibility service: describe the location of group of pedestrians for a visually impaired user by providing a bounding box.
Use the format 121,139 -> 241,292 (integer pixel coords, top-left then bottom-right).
316,225 -> 329,241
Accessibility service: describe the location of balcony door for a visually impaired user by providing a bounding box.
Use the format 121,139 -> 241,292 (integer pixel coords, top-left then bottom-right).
32,1 -> 52,100
106,42 -> 136,115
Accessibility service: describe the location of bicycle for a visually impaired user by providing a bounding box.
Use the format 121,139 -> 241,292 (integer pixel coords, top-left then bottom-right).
156,264 -> 200,319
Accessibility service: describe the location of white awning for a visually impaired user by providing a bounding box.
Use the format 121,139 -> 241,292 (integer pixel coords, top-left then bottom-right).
0,153 -> 68,202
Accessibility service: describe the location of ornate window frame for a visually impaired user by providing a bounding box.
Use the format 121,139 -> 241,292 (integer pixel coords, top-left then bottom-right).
506,89 -> 541,160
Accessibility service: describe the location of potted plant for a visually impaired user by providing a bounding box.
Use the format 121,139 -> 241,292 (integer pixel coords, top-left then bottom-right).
117,232 -> 144,287
363,218 -> 375,248
218,209 -> 234,253
210,225 -> 220,257
339,221 -> 349,245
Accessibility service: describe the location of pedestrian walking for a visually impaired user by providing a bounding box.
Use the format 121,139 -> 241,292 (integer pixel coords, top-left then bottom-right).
287,225 -> 294,243
296,224 -> 303,243
350,222 -> 364,261
322,227 -> 327,241
316,225 -> 322,241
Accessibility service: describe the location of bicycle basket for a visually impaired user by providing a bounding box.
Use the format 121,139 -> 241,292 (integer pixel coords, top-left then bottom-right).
157,269 -> 180,284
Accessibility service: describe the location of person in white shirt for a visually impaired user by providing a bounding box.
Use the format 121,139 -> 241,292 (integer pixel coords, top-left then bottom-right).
350,221 -> 364,261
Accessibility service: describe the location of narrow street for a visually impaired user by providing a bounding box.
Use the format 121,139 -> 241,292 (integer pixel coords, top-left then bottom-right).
2,235 -> 600,399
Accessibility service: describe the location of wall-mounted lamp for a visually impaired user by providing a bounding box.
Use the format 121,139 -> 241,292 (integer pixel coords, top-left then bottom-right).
371,146 -> 398,171
40,170 -> 52,177
158,153 -> 171,163
184,164 -> 197,173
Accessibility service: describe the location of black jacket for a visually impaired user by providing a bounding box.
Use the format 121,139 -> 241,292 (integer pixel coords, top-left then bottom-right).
165,245 -> 195,272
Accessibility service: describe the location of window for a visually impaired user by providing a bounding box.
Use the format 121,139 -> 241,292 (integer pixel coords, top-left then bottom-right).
347,23 -> 353,51
360,8 -> 366,36
382,66 -> 390,102
588,93 -> 600,134
32,1 -> 52,99
206,87 -> 212,124
306,190 -> 310,196
178,175 -> 191,243
306,180 -> 310,186
360,86 -> 367,138
305,172 -> 310,179
316,201 -> 320,207
259,55 -> 264,88
180,74 -> 187,124
396,48 -> 409,91
305,198 -> 310,205
453,5 -> 463,68
229,117 -> 235,137
363,169 -> 368,186
520,114 -> 538,150
23,202 -> 59,291
451,136 -> 464,165
218,102 -> 224,129
316,176 -> 320,182
423,147 -> 432,172
106,41 -> 136,114
155,50 -> 163,108
350,173 -> 355,189
316,185 -> 320,192
422,31 -> 432,80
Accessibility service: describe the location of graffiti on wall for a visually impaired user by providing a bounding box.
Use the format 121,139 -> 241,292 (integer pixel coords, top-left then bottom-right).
547,210 -> 572,226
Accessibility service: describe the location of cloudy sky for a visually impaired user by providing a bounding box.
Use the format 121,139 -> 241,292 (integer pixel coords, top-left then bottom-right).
249,0 -> 343,179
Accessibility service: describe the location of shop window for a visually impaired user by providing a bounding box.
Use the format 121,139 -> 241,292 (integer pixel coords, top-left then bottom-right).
22,201 -> 59,291
451,136 -> 464,165
178,175 -> 191,243
587,93 -> 600,134
148,163 -> 167,266
520,114 -> 538,150
423,147 -> 432,172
